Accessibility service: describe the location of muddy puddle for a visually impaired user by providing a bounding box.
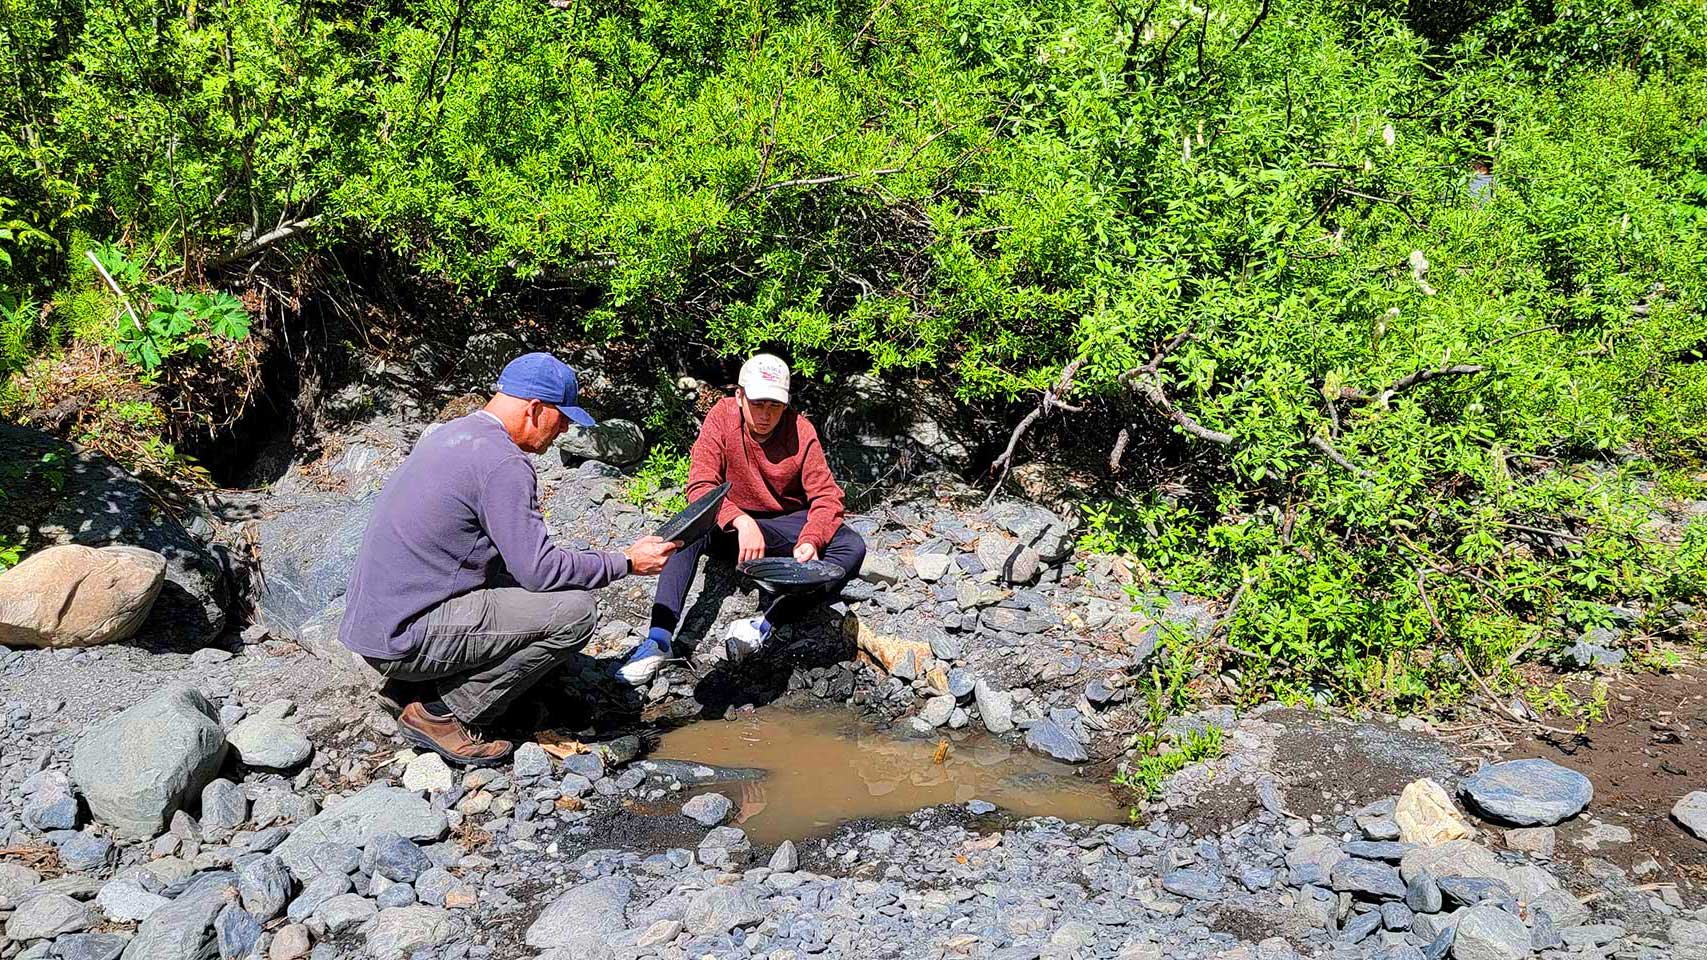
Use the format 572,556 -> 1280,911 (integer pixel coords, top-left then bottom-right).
643,706 -> 1128,844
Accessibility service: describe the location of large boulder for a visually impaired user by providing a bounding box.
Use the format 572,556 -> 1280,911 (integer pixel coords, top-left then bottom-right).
70,685 -> 228,837
556,420 -> 647,467
0,424 -> 228,641
250,491 -> 377,643
0,544 -> 164,648
273,784 -> 447,879
818,374 -> 976,497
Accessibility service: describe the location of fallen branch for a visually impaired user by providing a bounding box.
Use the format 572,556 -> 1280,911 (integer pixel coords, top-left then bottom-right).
1107,427 -> 1130,474
1119,324 -> 1234,445
761,167 -> 903,193
208,216 -> 319,267
986,357 -> 1086,501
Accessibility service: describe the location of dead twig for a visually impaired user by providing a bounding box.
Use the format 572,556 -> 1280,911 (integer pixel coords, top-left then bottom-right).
1339,363 -> 1486,406
1119,323 -> 1235,445
986,357 -> 1086,503
1308,432 -> 1372,479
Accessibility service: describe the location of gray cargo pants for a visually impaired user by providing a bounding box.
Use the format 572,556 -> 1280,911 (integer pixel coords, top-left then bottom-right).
366,587 -> 598,726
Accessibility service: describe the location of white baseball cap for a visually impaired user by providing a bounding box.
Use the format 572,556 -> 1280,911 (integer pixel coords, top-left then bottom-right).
738,353 -> 791,405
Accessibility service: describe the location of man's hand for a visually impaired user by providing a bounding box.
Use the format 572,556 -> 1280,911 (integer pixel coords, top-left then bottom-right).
624,536 -> 680,576
793,541 -> 819,563
733,515 -> 765,564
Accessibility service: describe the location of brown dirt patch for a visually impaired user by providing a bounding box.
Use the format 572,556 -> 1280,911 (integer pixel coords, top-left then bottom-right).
1496,662 -> 1707,903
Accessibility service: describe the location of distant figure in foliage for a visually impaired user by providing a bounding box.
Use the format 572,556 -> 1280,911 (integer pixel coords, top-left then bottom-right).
339,353 -> 678,765
1469,158 -> 1496,206
616,353 -> 867,685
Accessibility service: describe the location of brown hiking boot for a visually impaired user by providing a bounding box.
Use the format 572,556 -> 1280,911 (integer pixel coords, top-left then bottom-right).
398,702 -> 513,767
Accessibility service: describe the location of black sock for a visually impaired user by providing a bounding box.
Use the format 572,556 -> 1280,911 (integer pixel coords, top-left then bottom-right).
420,699 -> 454,720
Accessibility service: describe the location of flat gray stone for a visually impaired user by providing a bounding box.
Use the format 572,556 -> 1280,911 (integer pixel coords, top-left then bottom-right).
226,717 -> 312,769
682,884 -> 766,934
120,877 -> 233,960
53,933 -> 129,960
1332,860 -> 1406,900
71,685 -> 228,838
1024,718 -> 1088,763
95,879 -> 170,923
273,784 -> 447,878
318,893 -> 377,935
1160,870 -> 1223,901
1450,904 -> 1530,960
1460,759 -> 1592,826
6,892 -> 95,940
236,854 -> 291,920
213,904 -> 262,959
365,906 -> 452,959
525,875 -> 633,948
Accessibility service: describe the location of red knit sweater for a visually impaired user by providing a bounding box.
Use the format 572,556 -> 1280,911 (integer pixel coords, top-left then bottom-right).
685,397 -> 846,550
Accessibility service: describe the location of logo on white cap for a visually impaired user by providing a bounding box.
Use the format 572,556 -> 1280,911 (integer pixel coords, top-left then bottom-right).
739,354 -> 791,405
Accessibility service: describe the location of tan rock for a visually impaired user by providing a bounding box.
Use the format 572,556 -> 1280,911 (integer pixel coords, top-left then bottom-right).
843,616 -> 932,677
1395,777 -> 1474,847
0,544 -> 165,648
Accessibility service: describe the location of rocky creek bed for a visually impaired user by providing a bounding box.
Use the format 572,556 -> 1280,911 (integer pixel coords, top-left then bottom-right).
2,393 -> 1706,960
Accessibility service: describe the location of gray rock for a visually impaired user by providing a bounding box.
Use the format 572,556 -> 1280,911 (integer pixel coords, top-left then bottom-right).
512,742 -> 553,780
226,717 -> 312,769
1558,925 -> 1624,949
1332,860 -> 1406,900
947,668 -> 976,698
318,893 -> 377,935
21,770 -> 78,832
526,876 -> 633,948
1381,901 -> 1414,931
1160,870 -> 1223,901
1024,719 -> 1088,763
1400,841 -> 1508,886
915,554 -> 952,582
250,787 -> 316,828
1529,888 -> 1589,929
376,883 -> 417,909
1437,876 -> 1514,910
287,872 -> 352,922
557,420 -> 647,466
0,862 -> 42,900
1451,905 -> 1530,960
920,695 -> 956,728
562,752 -> 606,782
682,885 -> 766,935
681,792 -> 734,827
415,868 -> 463,907
1341,910 -> 1381,943
6,892 -> 95,940
214,904 -> 262,959
71,685 -> 228,838
268,924 -> 311,960
96,879 -> 170,922
974,680 -> 1014,734
859,553 -> 903,586
1672,791 -> 1707,841
302,841 -> 360,877
250,491 -> 375,649
200,779 -> 248,832
120,875 -> 234,960
976,536 -> 1040,585
1405,870 -> 1443,914
365,906 -> 452,959
698,826 -> 753,869
273,784 -> 447,878
769,840 -> 798,872
558,773 -> 593,797
1343,841 -> 1408,862
1669,920 -> 1707,960
1460,759 -> 1592,826
1287,835 -> 1348,887
1562,640 -> 1625,669
369,832 -> 432,883
237,855 -> 291,920
57,832 -> 114,873
53,933 -> 130,960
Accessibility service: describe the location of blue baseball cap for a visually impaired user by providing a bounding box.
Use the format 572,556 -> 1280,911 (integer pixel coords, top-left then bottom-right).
495,353 -> 596,426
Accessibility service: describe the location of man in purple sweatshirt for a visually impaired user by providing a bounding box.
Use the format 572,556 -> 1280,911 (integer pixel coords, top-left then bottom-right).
339,353 -> 677,766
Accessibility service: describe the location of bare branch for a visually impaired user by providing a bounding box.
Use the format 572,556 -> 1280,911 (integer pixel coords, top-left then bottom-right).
1231,0 -> 1270,50
986,357 -> 1088,501
1129,377 -> 1234,444
84,249 -> 143,332
761,167 -> 904,193
1308,433 -> 1371,479
207,217 -> 319,267
1339,363 -> 1486,405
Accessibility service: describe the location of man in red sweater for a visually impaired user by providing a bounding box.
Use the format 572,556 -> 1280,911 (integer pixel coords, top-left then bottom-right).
618,354 -> 867,684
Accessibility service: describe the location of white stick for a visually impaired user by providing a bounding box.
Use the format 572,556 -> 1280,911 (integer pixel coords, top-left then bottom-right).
84,249 -> 144,332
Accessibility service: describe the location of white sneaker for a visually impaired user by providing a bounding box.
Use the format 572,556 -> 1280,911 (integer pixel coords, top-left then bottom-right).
723,617 -> 769,664
615,635 -> 672,686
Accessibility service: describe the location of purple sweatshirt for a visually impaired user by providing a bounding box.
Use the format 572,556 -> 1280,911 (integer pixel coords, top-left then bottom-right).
339,411 -> 627,659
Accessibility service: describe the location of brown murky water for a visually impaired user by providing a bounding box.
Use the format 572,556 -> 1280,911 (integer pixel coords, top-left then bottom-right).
649,707 -> 1128,844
